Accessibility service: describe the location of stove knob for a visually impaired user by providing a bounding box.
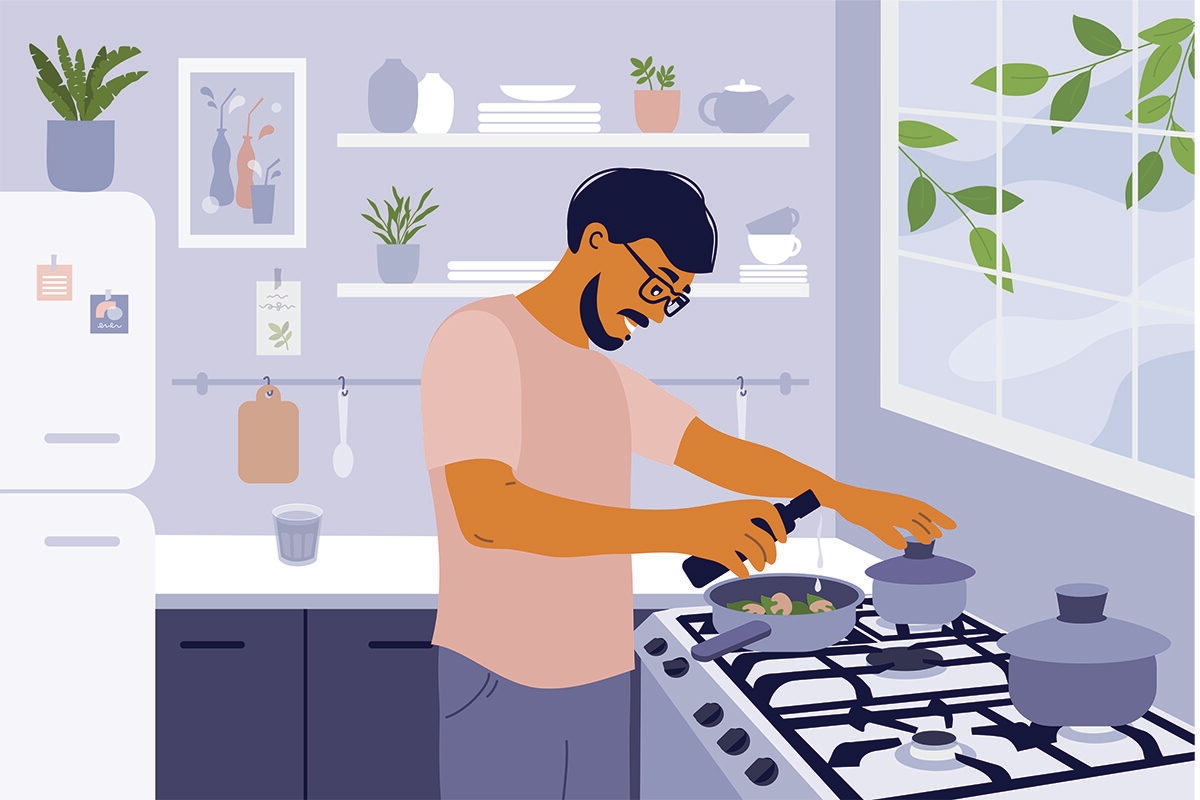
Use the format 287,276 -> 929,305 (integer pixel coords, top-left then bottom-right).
662,657 -> 690,678
643,637 -> 668,656
692,702 -> 724,727
745,757 -> 778,786
717,727 -> 750,755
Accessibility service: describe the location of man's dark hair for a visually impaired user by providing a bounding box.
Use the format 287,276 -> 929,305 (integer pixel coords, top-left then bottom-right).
566,168 -> 718,274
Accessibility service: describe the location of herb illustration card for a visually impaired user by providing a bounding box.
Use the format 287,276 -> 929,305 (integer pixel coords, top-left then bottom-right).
256,279 -> 301,355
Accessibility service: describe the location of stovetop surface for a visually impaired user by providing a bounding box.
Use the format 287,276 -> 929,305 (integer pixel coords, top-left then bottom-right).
663,600 -> 1194,800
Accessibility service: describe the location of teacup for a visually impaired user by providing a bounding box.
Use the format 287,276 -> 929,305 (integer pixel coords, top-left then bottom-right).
746,206 -> 799,234
748,234 -> 802,265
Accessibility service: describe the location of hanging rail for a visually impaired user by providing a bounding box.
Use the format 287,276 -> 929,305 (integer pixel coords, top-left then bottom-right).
171,371 -> 807,396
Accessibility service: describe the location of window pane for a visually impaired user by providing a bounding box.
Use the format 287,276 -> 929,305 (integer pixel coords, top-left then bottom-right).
1136,0 -> 1195,136
1135,315 -> 1194,476
899,0 -> 997,115
899,257 -> 997,413
1001,284 -> 1134,455
899,116 -> 1000,263
1002,0 -> 1136,127
1003,126 -> 1134,295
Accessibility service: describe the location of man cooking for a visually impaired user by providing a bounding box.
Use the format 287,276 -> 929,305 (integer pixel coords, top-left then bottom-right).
421,167 -> 955,799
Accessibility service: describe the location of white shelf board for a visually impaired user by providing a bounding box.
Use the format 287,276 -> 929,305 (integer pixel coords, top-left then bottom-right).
336,282 -> 809,299
337,132 -> 810,149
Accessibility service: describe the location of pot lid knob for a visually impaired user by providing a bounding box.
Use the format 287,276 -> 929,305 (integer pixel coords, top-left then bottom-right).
1055,582 -> 1108,624
903,540 -> 936,559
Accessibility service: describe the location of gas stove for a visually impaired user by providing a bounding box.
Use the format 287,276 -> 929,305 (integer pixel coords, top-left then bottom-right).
635,600 -> 1194,799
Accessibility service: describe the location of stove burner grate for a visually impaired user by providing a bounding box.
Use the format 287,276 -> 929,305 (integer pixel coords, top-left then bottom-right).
866,646 -> 945,672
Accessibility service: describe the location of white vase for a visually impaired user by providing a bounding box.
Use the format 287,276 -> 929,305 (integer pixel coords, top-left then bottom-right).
413,72 -> 454,134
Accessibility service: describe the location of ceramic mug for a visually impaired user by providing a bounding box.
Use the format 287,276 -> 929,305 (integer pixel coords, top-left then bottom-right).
748,234 -> 802,265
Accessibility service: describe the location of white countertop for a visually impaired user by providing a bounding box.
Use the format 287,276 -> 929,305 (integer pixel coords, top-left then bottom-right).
155,534 -> 881,609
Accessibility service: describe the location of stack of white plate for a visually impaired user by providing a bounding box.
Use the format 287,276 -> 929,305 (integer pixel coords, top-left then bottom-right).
446,260 -> 555,282
738,264 -> 808,284
477,84 -> 601,133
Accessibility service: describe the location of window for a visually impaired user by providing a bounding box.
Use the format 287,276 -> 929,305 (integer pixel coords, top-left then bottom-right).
881,0 -> 1195,513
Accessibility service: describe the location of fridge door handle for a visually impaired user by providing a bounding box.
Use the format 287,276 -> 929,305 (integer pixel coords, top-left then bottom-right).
43,536 -> 121,548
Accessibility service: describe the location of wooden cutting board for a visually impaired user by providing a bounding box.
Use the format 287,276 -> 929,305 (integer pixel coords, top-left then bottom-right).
238,384 -> 299,483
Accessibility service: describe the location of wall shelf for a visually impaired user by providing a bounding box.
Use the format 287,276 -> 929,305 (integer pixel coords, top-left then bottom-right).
336,132 -> 810,149
336,282 -> 809,299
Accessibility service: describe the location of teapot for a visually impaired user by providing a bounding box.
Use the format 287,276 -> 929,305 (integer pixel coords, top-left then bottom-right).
699,79 -> 794,133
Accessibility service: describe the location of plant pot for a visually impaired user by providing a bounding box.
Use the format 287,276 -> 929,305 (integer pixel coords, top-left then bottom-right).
634,89 -> 680,133
46,119 -> 115,191
251,185 -> 276,224
377,243 -> 420,283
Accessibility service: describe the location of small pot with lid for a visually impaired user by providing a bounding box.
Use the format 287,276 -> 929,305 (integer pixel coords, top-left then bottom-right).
999,583 -> 1170,727
864,539 -> 975,626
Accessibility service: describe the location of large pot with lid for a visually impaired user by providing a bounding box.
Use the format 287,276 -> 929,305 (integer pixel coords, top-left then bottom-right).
864,539 -> 975,626
999,583 -> 1170,727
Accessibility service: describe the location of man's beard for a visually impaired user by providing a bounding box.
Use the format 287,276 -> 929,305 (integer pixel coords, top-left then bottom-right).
579,273 -> 625,351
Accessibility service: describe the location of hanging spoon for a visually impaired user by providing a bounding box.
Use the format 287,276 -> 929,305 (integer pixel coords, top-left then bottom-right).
333,380 -> 354,478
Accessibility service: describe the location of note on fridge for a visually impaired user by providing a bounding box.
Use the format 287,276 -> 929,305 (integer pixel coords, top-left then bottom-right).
36,254 -> 72,301
256,277 -> 301,355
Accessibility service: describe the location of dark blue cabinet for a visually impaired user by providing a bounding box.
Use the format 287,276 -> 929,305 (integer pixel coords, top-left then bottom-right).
157,609 -> 439,799
156,609 -> 305,800
306,609 -> 440,800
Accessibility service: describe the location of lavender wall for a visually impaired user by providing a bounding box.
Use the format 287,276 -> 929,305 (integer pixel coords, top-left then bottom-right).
835,1 -> 1194,723
1,1 -> 836,535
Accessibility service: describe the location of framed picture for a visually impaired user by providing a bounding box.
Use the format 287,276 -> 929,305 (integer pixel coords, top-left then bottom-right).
178,58 -> 306,248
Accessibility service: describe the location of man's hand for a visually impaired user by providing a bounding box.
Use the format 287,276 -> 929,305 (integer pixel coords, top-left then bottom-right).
677,499 -> 786,579
826,485 -> 956,550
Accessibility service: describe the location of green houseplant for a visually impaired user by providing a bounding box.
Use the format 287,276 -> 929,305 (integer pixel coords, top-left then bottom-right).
29,35 -> 148,191
362,186 -> 438,283
630,56 -> 679,133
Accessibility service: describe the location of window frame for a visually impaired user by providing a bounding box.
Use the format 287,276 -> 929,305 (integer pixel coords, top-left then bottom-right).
879,0 -> 1195,514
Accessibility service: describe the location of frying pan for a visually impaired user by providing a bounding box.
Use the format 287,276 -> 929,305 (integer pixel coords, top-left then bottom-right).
691,573 -> 865,662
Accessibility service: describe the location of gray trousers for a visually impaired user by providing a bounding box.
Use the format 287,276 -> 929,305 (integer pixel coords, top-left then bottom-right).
437,646 -> 632,800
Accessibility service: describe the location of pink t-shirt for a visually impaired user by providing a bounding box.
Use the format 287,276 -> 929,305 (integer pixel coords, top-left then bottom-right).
421,294 -> 697,688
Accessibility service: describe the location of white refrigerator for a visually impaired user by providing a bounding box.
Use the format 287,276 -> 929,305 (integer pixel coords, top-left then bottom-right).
0,192 -> 156,799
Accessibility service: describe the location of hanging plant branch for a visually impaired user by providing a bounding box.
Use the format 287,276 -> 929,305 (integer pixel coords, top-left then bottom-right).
971,14 -> 1194,207
899,120 -> 1022,293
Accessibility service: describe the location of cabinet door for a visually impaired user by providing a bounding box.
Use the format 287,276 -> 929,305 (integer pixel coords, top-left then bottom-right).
157,609 -> 304,800
307,609 -> 439,800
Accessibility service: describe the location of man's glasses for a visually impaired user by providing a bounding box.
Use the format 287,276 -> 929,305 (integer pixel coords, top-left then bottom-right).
622,243 -> 690,317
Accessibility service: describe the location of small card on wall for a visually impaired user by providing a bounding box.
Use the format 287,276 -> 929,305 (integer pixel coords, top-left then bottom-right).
90,293 -> 129,334
257,276 -> 301,356
37,254 -> 72,301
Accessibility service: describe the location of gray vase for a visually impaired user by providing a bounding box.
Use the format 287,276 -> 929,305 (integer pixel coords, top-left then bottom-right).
47,119 -> 115,191
368,58 -> 418,133
377,243 -> 420,283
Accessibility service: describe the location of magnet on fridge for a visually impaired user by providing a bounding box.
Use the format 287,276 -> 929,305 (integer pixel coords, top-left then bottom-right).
36,253 -> 73,301
90,290 -> 129,334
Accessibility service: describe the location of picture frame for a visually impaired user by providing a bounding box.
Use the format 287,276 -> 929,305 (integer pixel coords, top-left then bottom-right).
178,58 -> 306,248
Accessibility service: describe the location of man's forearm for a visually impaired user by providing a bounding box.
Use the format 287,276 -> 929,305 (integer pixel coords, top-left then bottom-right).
444,457 -> 785,574
673,417 -> 845,509
446,458 -> 703,556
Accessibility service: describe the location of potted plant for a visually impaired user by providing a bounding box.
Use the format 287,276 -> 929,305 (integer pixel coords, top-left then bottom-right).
29,36 -> 148,191
362,186 -> 438,283
630,55 -> 679,133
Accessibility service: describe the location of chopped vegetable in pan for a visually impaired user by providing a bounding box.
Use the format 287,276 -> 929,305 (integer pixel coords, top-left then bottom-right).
727,592 -> 835,615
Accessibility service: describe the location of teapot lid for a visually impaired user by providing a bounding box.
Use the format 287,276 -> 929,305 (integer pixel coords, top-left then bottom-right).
725,78 -> 761,92
864,539 -> 975,585
998,584 -> 1170,664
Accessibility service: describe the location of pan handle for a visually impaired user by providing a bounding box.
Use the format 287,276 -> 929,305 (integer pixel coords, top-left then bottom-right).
682,490 -> 821,588
691,619 -> 772,662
